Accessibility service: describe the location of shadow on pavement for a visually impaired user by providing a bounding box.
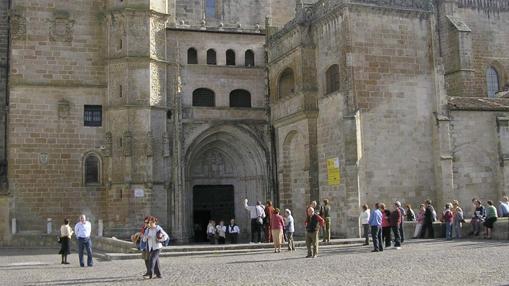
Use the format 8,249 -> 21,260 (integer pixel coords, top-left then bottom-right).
25,275 -> 140,286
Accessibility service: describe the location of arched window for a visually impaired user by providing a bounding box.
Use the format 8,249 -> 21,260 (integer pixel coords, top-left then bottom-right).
230,89 -> 251,107
84,153 -> 100,185
207,49 -> 217,65
226,49 -> 235,66
187,48 -> 198,64
193,88 -> 215,107
487,66 -> 500,98
206,0 -> 216,18
325,64 -> 340,95
278,68 -> 295,99
245,50 -> 255,67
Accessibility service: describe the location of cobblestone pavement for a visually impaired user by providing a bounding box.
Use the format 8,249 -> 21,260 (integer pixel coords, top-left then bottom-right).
0,240 -> 508,286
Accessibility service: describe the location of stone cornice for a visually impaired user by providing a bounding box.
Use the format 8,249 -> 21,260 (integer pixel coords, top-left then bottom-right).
167,27 -> 265,36
9,81 -> 106,89
272,110 -> 319,128
106,56 -> 169,65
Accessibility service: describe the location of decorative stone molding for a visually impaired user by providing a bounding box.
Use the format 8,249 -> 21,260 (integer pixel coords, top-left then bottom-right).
162,132 -> 170,157
57,99 -> 70,119
123,131 -> 132,157
104,132 -> 113,157
48,10 -> 75,42
9,11 -> 26,40
145,131 -> 153,157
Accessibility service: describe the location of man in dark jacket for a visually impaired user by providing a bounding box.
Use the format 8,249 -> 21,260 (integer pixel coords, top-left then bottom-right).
390,203 -> 402,249
420,199 -> 435,238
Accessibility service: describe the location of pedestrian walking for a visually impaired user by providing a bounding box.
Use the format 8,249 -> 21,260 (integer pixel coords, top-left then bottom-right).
139,217 -> 150,276
305,207 -> 324,258
74,214 -> 93,267
420,200 -> 435,239
141,216 -> 168,279
226,219 -> 240,244
442,203 -> 453,240
452,200 -> 464,239
321,199 -> 332,243
380,203 -> 392,247
390,203 -> 402,249
413,204 -> 425,238
359,204 -> 370,245
58,218 -> 73,264
484,200 -> 498,239
270,208 -> 285,253
244,199 -> 265,243
284,209 -> 295,251
216,220 -> 226,244
369,203 -> 383,252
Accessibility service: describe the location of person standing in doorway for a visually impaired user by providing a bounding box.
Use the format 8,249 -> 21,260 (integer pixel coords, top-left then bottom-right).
321,199 -> 332,243
59,218 -> 73,264
216,220 -> 226,244
305,207 -> 324,258
74,214 -> 93,267
244,199 -> 265,243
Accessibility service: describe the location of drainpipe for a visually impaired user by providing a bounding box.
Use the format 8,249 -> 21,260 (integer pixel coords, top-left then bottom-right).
3,0 -> 11,190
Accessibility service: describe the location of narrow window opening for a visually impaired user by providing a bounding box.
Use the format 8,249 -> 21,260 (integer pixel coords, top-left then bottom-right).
226,49 -> 235,66
207,49 -> 217,65
245,50 -> 254,67
188,48 -> 198,64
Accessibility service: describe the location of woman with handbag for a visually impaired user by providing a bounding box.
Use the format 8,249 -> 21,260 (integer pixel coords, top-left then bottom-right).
141,216 -> 169,279
58,218 -> 73,264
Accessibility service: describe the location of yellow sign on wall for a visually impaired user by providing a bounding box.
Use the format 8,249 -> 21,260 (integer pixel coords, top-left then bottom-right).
327,157 -> 340,186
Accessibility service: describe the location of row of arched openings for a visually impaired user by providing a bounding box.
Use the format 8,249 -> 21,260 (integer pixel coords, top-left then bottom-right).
188,48 -> 255,67
192,88 -> 251,108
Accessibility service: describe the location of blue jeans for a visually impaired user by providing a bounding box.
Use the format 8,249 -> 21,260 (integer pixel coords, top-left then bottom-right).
371,226 -> 382,251
78,237 -> 93,267
444,222 -> 453,239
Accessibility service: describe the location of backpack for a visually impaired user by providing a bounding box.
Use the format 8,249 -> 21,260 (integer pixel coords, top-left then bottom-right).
156,226 -> 170,247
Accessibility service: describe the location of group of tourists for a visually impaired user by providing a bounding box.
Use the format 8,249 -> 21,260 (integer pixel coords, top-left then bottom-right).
360,196 -> 509,253
205,219 -> 240,244
244,198 -> 331,258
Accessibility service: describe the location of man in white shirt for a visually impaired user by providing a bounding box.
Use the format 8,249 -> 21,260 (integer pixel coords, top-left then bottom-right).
226,218 -> 240,244
244,199 -> 265,243
74,214 -> 93,267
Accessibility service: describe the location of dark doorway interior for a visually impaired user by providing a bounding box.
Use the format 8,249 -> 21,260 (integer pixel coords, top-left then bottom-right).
193,185 -> 234,242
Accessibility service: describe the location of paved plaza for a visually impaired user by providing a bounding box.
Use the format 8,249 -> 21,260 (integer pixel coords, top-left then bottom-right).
0,240 -> 508,286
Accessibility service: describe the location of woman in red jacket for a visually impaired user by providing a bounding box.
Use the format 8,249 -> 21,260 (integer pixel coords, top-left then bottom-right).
270,208 -> 285,253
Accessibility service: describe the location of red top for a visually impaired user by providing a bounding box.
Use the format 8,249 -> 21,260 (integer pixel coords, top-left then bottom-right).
442,209 -> 453,223
381,210 -> 391,228
265,206 -> 274,223
270,214 -> 285,230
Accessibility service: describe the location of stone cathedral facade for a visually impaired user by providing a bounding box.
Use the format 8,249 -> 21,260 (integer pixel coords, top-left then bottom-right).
0,0 -> 508,242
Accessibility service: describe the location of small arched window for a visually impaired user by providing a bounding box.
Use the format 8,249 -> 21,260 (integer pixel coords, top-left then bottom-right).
230,89 -> 251,108
278,68 -> 295,99
84,153 -> 100,185
206,0 -> 216,18
207,49 -> 217,65
325,64 -> 340,95
226,49 -> 236,66
187,48 -> 198,64
245,50 -> 255,67
487,66 -> 500,98
193,88 -> 215,107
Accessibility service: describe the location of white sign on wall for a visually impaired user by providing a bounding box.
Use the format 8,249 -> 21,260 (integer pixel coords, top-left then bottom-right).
134,188 -> 145,198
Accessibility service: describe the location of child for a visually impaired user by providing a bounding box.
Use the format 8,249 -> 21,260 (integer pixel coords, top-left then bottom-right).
442,203 -> 453,240
59,218 -> 73,264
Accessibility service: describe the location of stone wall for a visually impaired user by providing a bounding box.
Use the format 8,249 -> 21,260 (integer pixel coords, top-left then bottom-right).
8,0 -> 107,232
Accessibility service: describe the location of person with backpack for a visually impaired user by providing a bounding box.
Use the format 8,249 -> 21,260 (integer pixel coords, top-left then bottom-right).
442,203 -> 453,240
420,200 -> 435,239
141,216 -> 169,279
452,200 -> 464,239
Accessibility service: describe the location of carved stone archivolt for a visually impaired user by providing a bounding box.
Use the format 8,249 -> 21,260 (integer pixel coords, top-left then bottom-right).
48,10 -> 75,42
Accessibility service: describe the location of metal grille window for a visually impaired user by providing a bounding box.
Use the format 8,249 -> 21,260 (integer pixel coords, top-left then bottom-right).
206,0 -> 216,18
85,154 -> 99,185
326,64 -> 340,95
226,49 -> 235,66
193,88 -> 215,107
188,48 -> 198,64
84,105 -> 102,127
207,49 -> 217,65
278,68 -> 295,99
245,50 -> 254,67
487,66 -> 499,98
230,89 -> 251,107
